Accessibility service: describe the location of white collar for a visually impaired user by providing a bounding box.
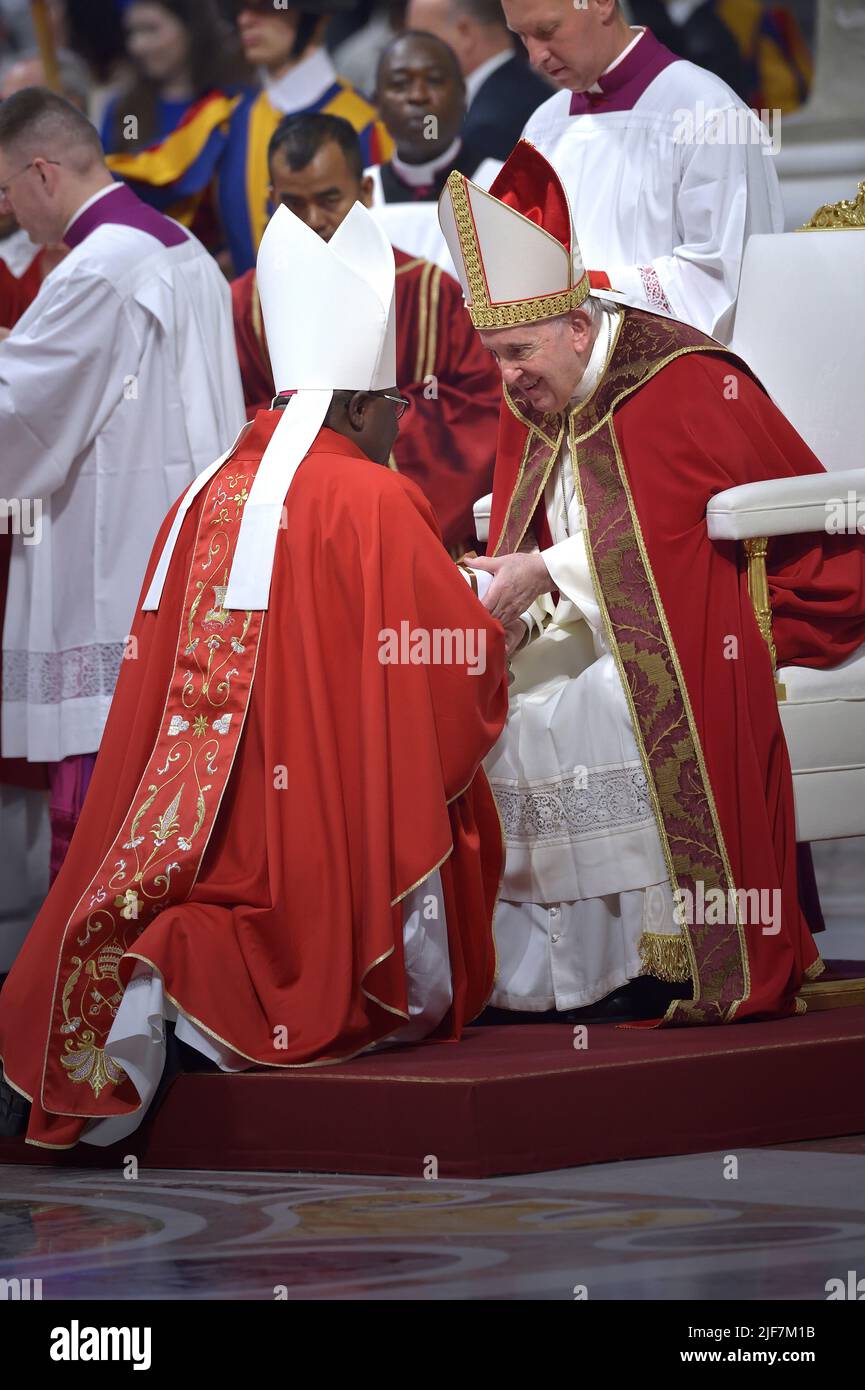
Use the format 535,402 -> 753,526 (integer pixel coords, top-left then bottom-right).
391,136 -> 462,187
264,48 -> 337,114
62,181 -> 122,239
465,48 -> 513,106
587,26 -> 645,95
571,303 -> 616,403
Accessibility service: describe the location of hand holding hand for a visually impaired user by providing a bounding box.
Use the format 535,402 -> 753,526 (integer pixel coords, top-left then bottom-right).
471,552 -> 551,627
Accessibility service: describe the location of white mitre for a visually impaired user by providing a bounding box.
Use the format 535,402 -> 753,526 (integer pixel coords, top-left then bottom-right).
260,200 -> 396,394
437,139 -> 590,330
142,201 -> 396,613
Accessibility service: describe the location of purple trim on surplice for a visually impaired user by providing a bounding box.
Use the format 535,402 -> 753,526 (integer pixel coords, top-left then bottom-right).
64,183 -> 189,250
568,28 -> 679,116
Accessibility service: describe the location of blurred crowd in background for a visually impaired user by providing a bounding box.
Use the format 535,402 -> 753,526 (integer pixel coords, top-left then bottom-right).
0,0 -> 817,283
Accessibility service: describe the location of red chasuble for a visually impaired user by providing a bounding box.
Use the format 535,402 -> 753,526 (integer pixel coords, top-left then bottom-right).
0,243 -> 67,329
0,257 -> 34,329
0,414 -> 508,1148
231,247 -> 501,554
489,308 -> 865,1026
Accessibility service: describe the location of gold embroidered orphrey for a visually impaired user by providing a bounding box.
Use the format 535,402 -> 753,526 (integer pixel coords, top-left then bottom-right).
44,460 -> 264,1112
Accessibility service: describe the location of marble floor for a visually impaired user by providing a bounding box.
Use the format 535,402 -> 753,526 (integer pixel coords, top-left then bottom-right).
2,1141 -> 865,1300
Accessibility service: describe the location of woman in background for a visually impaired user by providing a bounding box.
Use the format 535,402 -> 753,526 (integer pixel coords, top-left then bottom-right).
100,0 -> 250,253
101,0 -> 247,152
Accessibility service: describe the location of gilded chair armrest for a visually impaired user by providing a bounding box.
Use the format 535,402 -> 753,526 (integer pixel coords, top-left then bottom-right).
707,468 -> 865,541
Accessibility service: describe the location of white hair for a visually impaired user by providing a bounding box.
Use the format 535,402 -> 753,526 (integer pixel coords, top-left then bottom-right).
545,294 -> 604,331
578,293 -> 602,324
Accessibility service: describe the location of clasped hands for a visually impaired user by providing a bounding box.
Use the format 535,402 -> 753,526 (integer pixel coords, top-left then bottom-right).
471,551 -> 552,657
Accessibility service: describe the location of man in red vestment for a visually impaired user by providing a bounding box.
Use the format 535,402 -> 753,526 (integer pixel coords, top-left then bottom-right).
231,110 -> 502,556
0,199 -> 508,1148
438,142 -> 865,1027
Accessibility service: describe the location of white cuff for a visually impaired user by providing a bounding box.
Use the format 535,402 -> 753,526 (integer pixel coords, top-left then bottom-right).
541,534 -> 602,631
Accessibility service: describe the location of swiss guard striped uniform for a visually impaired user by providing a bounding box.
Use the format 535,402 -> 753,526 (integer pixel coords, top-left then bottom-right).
106,51 -> 393,274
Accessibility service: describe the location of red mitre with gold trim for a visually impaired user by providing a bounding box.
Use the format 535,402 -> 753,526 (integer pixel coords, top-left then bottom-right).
437,139 -> 590,330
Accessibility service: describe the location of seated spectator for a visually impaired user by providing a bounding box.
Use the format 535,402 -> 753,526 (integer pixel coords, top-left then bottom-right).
407,0 -> 552,161
369,29 -> 499,202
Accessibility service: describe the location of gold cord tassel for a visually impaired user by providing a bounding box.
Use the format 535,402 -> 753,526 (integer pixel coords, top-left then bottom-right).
639,932 -> 691,984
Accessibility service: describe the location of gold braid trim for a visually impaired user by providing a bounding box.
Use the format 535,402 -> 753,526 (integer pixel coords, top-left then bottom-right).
425,266 -> 442,379
468,277 -> 591,330
804,955 -> 826,981
414,259 -> 433,382
250,274 -> 269,371
639,932 -> 692,984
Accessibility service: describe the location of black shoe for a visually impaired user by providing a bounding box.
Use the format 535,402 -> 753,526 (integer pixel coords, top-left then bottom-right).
149,1023 -> 218,1116
627,974 -> 693,1017
474,977 -> 692,1028
558,987 -> 647,1024
560,976 -> 693,1024
0,1065 -> 30,1138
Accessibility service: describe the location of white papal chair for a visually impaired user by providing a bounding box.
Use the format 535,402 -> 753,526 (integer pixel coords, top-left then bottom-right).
712,190 -> 865,844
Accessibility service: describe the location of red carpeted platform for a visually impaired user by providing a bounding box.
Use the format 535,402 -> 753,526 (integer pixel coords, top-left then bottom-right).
2,1004 -> 865,1177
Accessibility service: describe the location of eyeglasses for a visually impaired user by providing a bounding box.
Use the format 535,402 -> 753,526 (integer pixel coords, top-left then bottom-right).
0,159 -> 61,202
382,393 -> 411,420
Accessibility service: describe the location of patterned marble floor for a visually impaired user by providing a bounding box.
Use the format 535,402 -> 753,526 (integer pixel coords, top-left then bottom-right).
2,1141 -> 865,1300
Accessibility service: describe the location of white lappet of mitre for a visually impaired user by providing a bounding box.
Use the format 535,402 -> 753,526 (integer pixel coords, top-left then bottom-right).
142,201 -> 396,612
437,139 -> 592,331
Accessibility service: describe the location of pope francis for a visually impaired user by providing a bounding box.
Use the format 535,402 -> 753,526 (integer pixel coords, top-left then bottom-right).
438,141 -> 865,1028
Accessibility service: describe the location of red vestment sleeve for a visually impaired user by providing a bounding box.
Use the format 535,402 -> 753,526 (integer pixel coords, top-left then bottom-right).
230,268 -> 274,418
393,259 -> 501,555
0,260 -> 31,329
